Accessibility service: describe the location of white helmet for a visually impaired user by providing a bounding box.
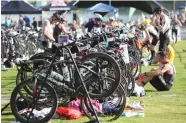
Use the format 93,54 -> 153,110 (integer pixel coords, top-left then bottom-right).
109,16 -> 115,21
94,14 -> 103,21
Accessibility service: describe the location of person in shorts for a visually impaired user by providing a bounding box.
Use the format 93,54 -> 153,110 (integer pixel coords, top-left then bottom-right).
171,15 -> 182,44
152,6 -> 171,52
137,51 -> 176,91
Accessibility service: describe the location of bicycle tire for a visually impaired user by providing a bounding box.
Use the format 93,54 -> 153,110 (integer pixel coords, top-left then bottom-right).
75,52 -> 121,99
10,78 -> 58,123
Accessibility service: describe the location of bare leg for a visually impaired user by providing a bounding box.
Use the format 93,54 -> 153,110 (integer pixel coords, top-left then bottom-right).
175,34 -> 178,44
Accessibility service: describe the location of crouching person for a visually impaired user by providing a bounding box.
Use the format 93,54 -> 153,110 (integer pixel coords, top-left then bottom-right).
137,51 -> 176,91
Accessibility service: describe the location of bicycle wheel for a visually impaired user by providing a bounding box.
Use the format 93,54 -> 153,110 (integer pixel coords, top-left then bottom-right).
75,52 -> 121,99
129,56 -> 141,78
80,84 -> 126,122
10,78 -> 58,123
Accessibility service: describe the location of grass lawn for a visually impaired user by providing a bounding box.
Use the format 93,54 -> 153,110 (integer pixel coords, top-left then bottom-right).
1,41 -> 186,123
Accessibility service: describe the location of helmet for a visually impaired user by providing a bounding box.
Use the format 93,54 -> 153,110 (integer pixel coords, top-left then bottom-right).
153,6 -> 163,13
52,12 -> 61,21
94,14 -> 103,21
138,24 -> 147,31
142,19 -> 151,25
109,17 -> 115,21
60,16 -> 67,22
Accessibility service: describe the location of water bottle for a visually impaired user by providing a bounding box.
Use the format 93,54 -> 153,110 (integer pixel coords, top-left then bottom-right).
50,71 -> 64,82
40,71 -> 63,82
62,64 -> 70,82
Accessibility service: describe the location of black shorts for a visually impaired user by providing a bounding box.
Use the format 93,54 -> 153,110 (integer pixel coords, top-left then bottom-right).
150,32 -> 159,46
172,28 -> 178,36
150,76 -> 172,91
159,30 -> 170,51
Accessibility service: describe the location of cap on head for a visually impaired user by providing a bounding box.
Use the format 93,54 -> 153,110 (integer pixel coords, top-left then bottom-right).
153,6 -> 163,14
109,17 -> 115,21
52,12 -> 61,21
60,15 -> 67,22
138,24 -> 147,30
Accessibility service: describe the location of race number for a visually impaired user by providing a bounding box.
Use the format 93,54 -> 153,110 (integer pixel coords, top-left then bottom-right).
58,35 -> 69,44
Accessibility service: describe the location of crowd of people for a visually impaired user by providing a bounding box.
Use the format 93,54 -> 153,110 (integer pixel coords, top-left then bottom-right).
3,15 -> 42,32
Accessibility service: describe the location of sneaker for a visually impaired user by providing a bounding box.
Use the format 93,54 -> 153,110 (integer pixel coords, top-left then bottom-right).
143,60 -> 149,66
128,102 -> 144,111
136,76 -> 145,83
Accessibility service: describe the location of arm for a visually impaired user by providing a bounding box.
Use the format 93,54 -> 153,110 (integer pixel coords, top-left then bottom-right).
60,24 -> 71,34
151,55 -> 159,64
144,28 -> 152,42
43,21 -> 55,41
177,19 -> 182,26
146,64 -> 170,77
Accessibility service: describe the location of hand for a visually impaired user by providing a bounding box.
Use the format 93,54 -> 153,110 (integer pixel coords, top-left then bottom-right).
51,37 -> 55,42
139,73 -> 145,77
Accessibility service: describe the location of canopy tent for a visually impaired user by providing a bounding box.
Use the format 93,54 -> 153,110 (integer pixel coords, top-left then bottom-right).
86,3 -> 118,16
178,5 -> 186,10
76,1 -> 169,14
87,3 -> 118,13
1,0 -> 8,8
1,0 -> 41,14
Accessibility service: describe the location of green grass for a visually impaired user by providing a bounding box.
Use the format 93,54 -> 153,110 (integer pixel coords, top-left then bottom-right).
1,41 -> 186,123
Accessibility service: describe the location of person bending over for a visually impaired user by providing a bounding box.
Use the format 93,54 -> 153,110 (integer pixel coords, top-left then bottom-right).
140,19 -> 159,61
137,51 -> 176,91
83,14 -> 103,33
42,13 -> 59,48
152,7 -> 171,52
